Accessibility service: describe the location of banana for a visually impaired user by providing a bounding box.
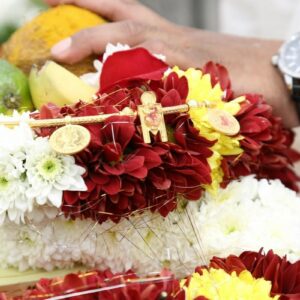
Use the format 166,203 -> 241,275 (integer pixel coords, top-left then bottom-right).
29,61 -> 97,109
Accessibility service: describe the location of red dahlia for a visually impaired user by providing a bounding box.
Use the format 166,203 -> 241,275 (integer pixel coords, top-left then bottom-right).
220,94 -> 300,191
35,69 -> 213,223
202,62 -> 300,192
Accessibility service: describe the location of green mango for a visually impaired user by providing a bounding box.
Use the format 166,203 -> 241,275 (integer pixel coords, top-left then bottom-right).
0,59 -> 34,115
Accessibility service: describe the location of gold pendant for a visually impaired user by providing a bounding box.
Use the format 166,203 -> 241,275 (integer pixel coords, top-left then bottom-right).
206,109 -> 240,136
138,91 -> 168,143
49,124 -> 91,155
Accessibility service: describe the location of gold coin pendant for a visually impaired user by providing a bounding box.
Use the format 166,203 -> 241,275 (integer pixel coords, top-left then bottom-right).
206,109 -> 240,136
49,125 -> 91,155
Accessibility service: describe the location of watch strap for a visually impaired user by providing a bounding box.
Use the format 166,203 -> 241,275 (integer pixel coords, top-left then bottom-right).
292,78 -> 300,101
292,78 -> 300,118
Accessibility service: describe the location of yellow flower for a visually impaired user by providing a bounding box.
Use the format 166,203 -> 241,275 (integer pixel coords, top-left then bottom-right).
181,268 -> 278,300
172,67 -> 244,193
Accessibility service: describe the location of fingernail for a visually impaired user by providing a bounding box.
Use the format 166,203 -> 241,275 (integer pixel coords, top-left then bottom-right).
51,37 -> 72,57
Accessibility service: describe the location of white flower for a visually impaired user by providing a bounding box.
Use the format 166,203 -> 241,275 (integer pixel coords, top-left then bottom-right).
25,137 -> 87,208
80,59 -> 103,89
0,126 -> 34,224
102,43 -> 131,62
0,121 -> 34,155
0,121 -> 87,223
1,175 -> 300,276
0,204 -> 202,275
198,175 -> 300,262
0,162 -> 31,225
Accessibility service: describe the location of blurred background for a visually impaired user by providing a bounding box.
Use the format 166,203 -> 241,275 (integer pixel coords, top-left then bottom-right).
1,0 -> 299,44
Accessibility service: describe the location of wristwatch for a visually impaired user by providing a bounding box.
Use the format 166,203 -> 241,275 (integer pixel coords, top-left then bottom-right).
272,33 -> 300,108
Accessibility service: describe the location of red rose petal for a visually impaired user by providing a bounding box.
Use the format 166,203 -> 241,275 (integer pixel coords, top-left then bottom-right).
100,48 -> 169,93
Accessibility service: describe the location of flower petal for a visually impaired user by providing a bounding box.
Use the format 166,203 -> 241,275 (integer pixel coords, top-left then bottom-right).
100,48 -> 168,92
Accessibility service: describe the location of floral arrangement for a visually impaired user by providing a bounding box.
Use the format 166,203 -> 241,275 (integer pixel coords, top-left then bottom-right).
3,250 -> 300,300
1,45 -> 300,299
1,175 -> 300,277
1,46 -> 299,226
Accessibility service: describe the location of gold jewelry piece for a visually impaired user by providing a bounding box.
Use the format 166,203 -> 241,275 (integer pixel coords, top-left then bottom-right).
49,124 -> 91,155
0,97 -> 240,154
138,91 -> 168,143
206,109 -> 240,136
0,109 -> 137,128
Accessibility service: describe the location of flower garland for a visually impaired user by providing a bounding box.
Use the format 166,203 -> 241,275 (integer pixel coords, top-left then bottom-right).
7,250 -> 300,300
1,176 -> 300,275
0,203 -> 202,274
0,46 -> 298,225
28,46 -> 299,224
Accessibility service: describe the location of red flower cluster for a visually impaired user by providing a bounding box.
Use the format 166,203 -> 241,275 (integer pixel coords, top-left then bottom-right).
209,249 -> 300,299
35,51 -> 213,223
10,269 -> 183,300
33,49 -> 300,224
202,62 -> 300,192
6,250 -> 300,300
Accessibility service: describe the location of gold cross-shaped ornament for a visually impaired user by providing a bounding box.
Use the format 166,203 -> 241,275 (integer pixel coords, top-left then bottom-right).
0,92 -> 240,155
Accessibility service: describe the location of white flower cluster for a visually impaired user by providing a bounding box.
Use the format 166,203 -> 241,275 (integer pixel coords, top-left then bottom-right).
1,175 -> 299,275
0,204 -> 202,276
0,121 -> 87,224
198,175 -> 300,262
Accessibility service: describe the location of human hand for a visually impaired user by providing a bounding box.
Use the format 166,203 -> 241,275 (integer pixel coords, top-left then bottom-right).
46,0 -> 299,127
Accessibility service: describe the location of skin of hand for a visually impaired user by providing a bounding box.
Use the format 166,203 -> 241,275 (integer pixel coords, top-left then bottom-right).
46,0 -> 299,127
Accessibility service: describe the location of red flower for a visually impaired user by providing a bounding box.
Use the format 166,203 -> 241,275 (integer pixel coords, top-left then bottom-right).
31,68 -> 213,224
202,62 -> 300,191
100,48 -> 169,93
202,61 -> 233,100
217,88 -> 300,191
36,86 -> 211,223
20,269 -> 183,300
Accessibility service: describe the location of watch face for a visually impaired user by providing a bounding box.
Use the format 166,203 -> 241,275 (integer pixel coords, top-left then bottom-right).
279,33 -> 300,78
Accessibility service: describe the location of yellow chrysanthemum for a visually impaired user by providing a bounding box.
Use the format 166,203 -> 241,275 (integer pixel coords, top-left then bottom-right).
172,67 -> 244,193
181,268 -> 278,300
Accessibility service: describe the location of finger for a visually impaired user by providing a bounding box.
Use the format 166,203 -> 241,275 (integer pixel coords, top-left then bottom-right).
45,0 -> 169,26
51,20 -> 152,64
136,39 -> 194,70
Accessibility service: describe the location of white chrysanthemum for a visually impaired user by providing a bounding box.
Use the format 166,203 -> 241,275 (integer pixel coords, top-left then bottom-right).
1,175 -> 300,276
0,121 -> 87,223
198,175 -> 300,262
0,123 -> 34,224
25,137 -> 87,208
0,161 -> 32,225
0,204 -> 202,275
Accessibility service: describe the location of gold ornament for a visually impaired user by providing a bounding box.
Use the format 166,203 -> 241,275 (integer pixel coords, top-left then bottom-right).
49,124 -> 91,155
138,91 -> 168,143
206,109 -> 240,136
